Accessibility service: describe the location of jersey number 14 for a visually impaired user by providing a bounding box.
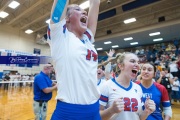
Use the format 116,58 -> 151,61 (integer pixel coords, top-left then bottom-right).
86,49 -> 97,61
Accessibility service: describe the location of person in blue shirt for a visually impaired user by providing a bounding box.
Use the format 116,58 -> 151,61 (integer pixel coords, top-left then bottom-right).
33,64 -> 57,120
137,63 -> 172,120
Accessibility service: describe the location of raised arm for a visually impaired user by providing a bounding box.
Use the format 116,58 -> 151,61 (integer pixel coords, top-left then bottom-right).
50,0 -> 69,24
88,0 -> 100,36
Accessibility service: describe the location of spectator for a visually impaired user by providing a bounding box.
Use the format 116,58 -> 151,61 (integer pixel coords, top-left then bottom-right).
169,59 -> 178,77
171,77 -> 180,103
159,71 -> 174,104
33,64 -> 57,120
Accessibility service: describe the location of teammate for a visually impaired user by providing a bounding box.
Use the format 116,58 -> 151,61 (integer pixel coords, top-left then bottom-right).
137,63 -> 172,120
99,52 -> 156,120
97,68 -> 106,90
48,0 -> 101,119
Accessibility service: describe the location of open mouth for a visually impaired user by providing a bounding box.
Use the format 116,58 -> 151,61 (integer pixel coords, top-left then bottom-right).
80,16 -> 87,24
98,73 -> 101,75
132,69 -> 138,74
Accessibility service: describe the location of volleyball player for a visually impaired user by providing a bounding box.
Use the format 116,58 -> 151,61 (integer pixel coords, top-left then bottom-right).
137,63 -> 172,120
99,53 -> 156,120
48,0 -> 101,119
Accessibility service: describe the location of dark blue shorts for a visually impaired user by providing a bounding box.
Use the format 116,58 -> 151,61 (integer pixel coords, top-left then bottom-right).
51,100 -> 101,120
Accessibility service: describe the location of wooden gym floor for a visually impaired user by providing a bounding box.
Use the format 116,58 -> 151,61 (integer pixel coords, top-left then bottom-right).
0,86 -> 180,120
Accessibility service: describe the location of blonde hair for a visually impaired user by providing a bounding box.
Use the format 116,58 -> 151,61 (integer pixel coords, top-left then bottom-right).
66,4 -> 78,17
115,52 -> 135,74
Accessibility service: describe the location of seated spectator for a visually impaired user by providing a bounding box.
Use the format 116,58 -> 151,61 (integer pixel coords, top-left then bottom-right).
154,57 -> 161,66
148,55 -> 155,63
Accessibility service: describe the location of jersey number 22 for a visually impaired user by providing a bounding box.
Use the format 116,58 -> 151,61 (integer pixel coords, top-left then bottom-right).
124,97 -> 138,112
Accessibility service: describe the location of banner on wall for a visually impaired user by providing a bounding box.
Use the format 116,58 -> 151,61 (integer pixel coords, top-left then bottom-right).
0,56 -> 51,64
0,49 -> 52,67
10,52 -> 17,68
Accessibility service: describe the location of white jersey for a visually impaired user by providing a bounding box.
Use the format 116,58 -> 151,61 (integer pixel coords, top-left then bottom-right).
48,19 -> 100,104
99,78 -> 143,120
97,78 -> 106,92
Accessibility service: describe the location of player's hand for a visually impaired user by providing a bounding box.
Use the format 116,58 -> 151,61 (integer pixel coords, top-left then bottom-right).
110,97 -> 124,113
144,97 -> 156,114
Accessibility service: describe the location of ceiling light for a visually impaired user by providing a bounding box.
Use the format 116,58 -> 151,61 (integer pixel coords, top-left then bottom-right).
130,42 -> 138,45
0,11 -> 9,18
124,18 -> 136,24
25,29 -> 33,34
97,48 -> 103,50
112,45 -> 119,48
124,37 -> 133,41
8,1 -> 20,9
46,19 -> 50,24
104,41 -> 112,44
153,38 -> 163,41
149,32 -> 160,36
79,1 -> 89,9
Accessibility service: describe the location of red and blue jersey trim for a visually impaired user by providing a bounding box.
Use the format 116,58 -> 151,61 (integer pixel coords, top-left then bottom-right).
47,25 -> 51,40
100,95 -> 108,102
84,31 -> 91,41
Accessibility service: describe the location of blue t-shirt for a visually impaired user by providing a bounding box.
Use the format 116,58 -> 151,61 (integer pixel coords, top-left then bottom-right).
138,82 -> 170,120
33,71 -> 53,101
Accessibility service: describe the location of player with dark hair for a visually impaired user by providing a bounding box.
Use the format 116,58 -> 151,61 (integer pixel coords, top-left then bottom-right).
137,63 -> 172,120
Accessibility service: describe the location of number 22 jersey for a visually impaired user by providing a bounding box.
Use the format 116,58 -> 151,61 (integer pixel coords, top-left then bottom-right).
99,78 -> 143,120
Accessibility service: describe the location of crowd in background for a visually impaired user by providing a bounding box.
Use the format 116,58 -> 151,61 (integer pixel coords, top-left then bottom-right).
99,41 -> 180,104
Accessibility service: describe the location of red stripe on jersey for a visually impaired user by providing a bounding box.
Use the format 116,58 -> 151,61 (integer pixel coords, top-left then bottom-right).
154,82 -> 169,102
47,26 -> 51,39
135,81 -> 141,84
84,31 -> 91,41
100,95 -> 108,102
